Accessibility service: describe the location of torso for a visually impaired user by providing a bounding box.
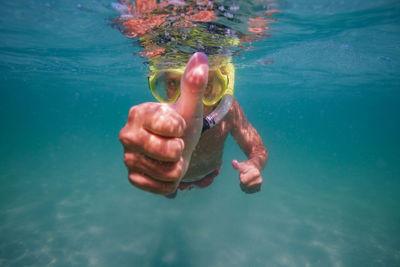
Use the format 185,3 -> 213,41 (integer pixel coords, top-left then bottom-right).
181,107 -> 233,182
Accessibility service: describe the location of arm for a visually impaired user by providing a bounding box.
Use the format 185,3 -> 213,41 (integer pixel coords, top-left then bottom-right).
119,52 -> 209,195
229,99 -> 268,193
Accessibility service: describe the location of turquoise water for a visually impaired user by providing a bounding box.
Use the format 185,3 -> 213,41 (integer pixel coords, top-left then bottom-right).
1,0 -> 400,266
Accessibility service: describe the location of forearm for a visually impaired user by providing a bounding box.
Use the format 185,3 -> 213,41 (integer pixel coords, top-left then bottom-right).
230,99 -> 268,172
246,143 -> 268,172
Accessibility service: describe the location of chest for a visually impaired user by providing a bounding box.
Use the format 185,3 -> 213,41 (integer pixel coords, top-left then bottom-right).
195,118 -> 231,154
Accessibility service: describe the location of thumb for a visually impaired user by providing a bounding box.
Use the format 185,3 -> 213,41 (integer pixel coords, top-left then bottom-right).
174,52 -> 209,123
232,160 -> 246,173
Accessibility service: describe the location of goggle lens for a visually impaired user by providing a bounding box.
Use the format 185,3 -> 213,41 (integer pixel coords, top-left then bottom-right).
203,71 -> 226,106
150,69 -> 227,106
152,71 -> 181,104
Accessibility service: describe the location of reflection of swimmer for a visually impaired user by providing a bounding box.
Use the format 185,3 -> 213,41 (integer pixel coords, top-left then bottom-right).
112,0 -> 276,59
117,1 -> 269,197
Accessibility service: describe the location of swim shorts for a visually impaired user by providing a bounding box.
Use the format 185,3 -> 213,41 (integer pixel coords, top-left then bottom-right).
166,164 -> 221,199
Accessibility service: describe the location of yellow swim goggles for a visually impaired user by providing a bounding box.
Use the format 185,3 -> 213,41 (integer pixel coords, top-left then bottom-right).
149,67 -> 229,106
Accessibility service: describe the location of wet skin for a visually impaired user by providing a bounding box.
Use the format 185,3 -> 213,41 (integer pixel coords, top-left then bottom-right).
119,52 -> 268,195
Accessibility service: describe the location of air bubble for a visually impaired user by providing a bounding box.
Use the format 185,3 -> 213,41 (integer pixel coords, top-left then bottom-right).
224,12 -> 233,18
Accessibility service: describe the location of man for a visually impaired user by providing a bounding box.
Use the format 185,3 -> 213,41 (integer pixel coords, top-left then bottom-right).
119,52 -> 268,197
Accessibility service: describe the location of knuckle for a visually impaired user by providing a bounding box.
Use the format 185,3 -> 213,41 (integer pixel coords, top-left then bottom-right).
251,168 -> 260,176
248,178 -> 262,188
176,138 -> 185,152
167,167 -> 183,181
144,137 -> 183,162
127,106 -> 139,123
155,103 -> 167,113
123,153 -> 135,167
128,106 -> 136,117
119,128 -> 129,144
174,115 -> 186,136
155,103 -> 173,114
128,104 -> 148,123
128,105 -> 141,118
240,174 -> 249,183
156,105 -> 185,129
172,158 -> 184,179
166,159 -> 184,181
120,128 -> 139,146
167,139 -> 184,160
128,173 -> 151,191
128,173 -> 139,186
143,136 -> 160,155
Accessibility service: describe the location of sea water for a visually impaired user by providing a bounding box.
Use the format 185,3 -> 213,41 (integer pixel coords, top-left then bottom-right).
0,0 -> 399,266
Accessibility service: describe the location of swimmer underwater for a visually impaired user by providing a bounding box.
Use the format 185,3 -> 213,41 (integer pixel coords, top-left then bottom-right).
115,0 -> 269,198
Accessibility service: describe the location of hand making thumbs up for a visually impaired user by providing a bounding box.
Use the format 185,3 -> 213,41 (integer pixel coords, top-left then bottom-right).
119,52 -> 209,195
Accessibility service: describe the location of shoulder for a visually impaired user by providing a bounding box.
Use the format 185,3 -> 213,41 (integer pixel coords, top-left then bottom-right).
226,97 -> 251,134
223,98 -> 241,129
231,97 -> 240,109
226,98 -> 243,121
228,97 -> 240,114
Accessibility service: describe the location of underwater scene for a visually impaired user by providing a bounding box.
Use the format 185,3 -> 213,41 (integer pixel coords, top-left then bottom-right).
0,0 -> 399,266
